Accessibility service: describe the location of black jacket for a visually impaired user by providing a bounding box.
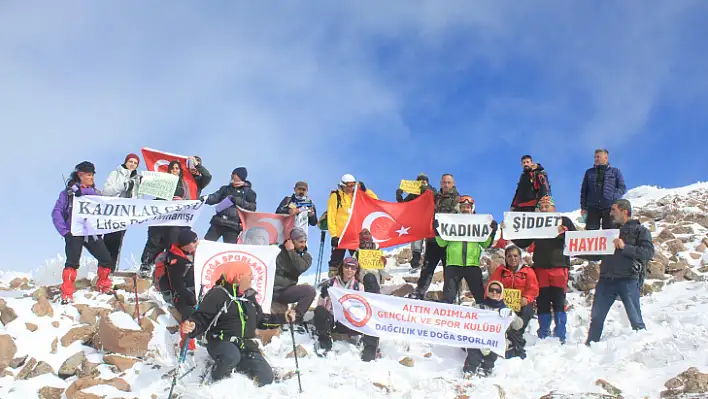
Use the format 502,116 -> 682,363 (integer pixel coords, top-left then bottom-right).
513,216 -> 576,268
160,244 -> 196,306
205,181 -> 257,231
275,194 -> 318,226
187,284 -> 285,350
192,164 -> 212,197
273,245 -> 313,294
511,164 -> 551,209
580,219 -> 654,279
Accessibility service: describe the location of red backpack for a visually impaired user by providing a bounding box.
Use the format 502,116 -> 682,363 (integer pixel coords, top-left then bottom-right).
152,251 -> 168,289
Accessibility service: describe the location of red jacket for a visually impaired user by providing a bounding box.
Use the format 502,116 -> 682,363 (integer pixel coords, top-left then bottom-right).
488,264 -> 539,303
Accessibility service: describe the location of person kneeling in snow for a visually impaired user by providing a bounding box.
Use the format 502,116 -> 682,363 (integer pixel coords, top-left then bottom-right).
314,257 -> 380,361
181,264 -> 297,386
463,281 -> 523,377
487,245 -> 539,358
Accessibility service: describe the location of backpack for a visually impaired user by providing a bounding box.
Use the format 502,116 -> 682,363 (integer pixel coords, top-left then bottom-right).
152,251 -> 168,290
319,190 -> 343,231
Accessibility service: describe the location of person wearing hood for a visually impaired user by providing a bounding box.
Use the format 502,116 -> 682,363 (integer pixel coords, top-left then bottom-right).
201,167 -> 257,243
511,195 -> 576,343
272,228 -> 316,324
314,257 -> 380,361
580,149 -> 626,230
181,262 -> 297,386
51,161 -> 115,303
435,195 -> 498,304
582,199 -> 653,345
102,153 -> 142,268
411,173 -> 459,299
510,155 -> 551,212
326,174 -> 378,277
463,281 -> 523,377
488,245 -> 539,358
275,181 -> 318,239
396,173 -> 437,272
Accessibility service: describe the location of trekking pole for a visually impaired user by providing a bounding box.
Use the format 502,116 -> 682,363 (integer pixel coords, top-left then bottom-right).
313,230 -> 326,287
167,285 -> 204,399
289,320 -> 303,393
133,275 -> 141,325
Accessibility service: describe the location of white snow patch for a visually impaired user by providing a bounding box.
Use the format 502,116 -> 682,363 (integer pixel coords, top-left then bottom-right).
109,311 -> 141,331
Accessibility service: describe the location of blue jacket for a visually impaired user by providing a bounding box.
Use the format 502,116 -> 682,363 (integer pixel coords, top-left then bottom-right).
580,164 -> 626,210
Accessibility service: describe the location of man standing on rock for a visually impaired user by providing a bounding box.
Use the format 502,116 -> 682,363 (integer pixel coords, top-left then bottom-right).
580,149 -> 627,230
396,173 -> 437,272
410,173 -> 459,299
584,199 -> 654,345
510,155 -> 551,212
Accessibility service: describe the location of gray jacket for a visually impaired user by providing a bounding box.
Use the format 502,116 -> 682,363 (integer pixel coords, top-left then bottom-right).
102,165 -> 141,198
583,219 -> 654,279
273,245 -> 313,294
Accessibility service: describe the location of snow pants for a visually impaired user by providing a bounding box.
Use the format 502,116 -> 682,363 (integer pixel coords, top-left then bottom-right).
64,234 -> 114,271
206,340 -> 274,386
273,284 -> 317,320
442,265 -> 484,304
102,230 -> 126,269
204,224 -> 240,244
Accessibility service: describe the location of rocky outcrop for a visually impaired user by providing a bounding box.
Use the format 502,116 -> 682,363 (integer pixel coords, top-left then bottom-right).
38,386 -> 64,399
574,262 -> 600,291
94,313 -> 151,358
65,376 -> 131,399
58,351 -> 86,379
395,248 -> 412,265
32,295 -> 54,318
0,298 -> 18,325
103,354 -> 138,372
27,361 -> 55,379
0,334 -> 17,372
255,329 -> 280,346
26,322 -> 39,332
114,277 -> 151,295
61,325 -> 97,347
661,367 -> 708,398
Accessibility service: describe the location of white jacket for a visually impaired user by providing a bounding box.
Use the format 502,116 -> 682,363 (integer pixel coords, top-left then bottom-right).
103,165 -> 141,198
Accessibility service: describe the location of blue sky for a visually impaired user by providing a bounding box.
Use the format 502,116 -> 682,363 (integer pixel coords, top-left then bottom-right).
1,1 -> 707,273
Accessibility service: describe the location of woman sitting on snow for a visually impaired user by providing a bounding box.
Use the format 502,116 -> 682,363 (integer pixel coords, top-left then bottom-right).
463,280 -> 523,377
314,257 -> 379,361
487,245 -> 539,359
51,161 -> 115,304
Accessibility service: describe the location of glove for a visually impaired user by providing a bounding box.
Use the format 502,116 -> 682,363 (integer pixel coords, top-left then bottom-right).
320,285 -> 329,299
130,169 -> 138,178
331,237 -> 339,248
359,182 -> 367,191
490,220 -> 498,230
499,308 -> 513,319
199,195 -> 208,203
127,180 -> 135,193
230,195 -> 245,207
71,184 -> 82,197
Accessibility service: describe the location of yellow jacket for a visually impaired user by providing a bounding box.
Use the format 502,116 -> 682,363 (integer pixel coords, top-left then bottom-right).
327,188 -> 378,237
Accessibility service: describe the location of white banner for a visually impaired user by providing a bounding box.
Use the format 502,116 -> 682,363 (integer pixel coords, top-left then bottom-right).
138,171 -> 178,199
193,240 -> 279,312
435,213 -> 494,242
564,229 -> 620,256
329,287 -> 513,357
70,196 -> 204,236
502,211 -> 565,240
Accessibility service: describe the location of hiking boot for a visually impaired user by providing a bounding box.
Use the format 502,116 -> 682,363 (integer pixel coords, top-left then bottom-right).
96,266 -> 113,293
60,267 -> 77,304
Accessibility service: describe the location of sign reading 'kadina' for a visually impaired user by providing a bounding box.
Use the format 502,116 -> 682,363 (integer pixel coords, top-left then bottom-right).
337,188 -> 435,250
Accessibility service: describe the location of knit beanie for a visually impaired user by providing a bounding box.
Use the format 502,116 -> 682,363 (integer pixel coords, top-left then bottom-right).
124,153 -> 140,166
232,167 -> 248,181
290,227 -> 307,241
177,229 -> 198,247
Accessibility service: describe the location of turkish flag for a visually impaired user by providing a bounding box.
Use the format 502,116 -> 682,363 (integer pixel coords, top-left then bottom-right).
237,208 -> 295,245
140,147 -> 198,200
338,188 -> 435,250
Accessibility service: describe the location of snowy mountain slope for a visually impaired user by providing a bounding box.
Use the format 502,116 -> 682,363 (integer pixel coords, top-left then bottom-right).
0,182 -> 707,399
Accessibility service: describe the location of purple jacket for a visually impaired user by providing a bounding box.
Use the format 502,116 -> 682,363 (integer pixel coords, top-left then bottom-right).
52,186 -> 101,236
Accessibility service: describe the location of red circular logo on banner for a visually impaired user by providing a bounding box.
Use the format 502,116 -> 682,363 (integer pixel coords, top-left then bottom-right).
338,293 -> 372,327
201,251 -> 268,304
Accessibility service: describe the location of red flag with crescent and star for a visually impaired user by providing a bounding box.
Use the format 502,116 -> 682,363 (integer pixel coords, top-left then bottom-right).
237,208 -> 295,245
141,147 -> 198,200
337,188 -> 435,250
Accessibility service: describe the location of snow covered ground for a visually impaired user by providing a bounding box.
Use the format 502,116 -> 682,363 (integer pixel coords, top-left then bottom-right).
2,182 -> 707,399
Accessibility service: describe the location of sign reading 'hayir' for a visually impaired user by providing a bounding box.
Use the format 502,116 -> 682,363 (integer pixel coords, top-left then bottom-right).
436,214 -> 494,242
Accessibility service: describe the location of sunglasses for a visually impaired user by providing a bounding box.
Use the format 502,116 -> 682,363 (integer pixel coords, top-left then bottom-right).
343,263 -> 358,270
488,287 -> 502,294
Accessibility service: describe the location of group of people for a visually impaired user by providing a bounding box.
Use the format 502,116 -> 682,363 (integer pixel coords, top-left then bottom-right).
51,147 -> 654,383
